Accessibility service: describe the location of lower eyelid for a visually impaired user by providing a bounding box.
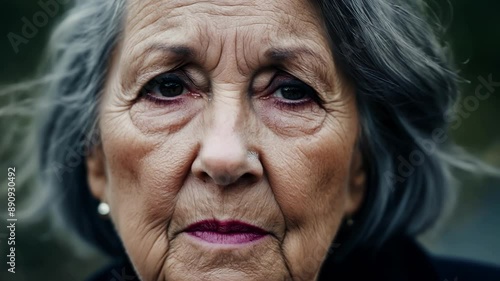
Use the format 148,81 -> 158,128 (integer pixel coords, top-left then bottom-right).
142,92 -> 186,106
270,99 -> 315,111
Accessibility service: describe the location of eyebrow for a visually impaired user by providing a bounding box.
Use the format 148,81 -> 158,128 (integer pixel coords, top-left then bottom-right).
123,43 -> 198,93
265,47 -> 317,62
142,43 -> 197,61
264,47 -> 333,89
127,44 -> 333,91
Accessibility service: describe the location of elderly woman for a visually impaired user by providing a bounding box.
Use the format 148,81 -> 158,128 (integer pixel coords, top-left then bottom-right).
25,0 -> 498,280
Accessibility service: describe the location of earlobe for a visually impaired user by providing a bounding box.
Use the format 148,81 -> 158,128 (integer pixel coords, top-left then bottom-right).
86,145 -> 108,202
345,146 -> 366,215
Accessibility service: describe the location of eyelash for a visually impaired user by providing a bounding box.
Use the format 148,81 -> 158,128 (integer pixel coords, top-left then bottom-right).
139,72 -> 325,110
264,77 -> 325,110
139,73 -> 192,106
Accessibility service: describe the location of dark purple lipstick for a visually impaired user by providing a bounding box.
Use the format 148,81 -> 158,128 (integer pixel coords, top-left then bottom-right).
184,220 -> 268,244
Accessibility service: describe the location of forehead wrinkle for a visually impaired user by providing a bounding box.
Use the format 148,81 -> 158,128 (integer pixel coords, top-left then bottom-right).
120,10 -> 211,84
152,0 -> 262,18
126,1 -> 171,36
234,27 -> 259,78
123,0 -> 336,92
216,27 -> 330,81
128,0 -> 314,34
129,0 -> 262,28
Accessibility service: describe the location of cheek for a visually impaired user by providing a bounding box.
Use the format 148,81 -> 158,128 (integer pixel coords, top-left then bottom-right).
264,114 -> 358,279
129,93 -> 205,135
254,97 -> 328,137
100,109 -> 201,280
267,127 -> 354,226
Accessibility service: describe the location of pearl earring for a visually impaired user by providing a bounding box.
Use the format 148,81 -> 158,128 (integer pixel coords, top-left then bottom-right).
97,202 -> 110,216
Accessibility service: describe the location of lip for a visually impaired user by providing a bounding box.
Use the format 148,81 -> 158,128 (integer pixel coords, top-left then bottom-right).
184,220 -> 269,245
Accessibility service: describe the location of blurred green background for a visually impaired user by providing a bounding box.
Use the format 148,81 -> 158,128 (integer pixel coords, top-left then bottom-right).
0,0 -> 499,280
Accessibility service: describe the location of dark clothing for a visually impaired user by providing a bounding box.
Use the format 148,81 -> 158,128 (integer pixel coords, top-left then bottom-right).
319,236 -> 500,281
87,236 -> 500,281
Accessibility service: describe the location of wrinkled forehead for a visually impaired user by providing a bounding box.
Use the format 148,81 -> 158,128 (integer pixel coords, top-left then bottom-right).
121,0 -> 332,68
126,0 -> 322,32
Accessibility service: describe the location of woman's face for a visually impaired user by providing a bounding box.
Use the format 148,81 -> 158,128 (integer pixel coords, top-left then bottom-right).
86,0 -> 365,280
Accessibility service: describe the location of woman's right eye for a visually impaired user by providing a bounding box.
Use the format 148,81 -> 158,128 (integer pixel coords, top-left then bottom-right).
140,74 -> 188,100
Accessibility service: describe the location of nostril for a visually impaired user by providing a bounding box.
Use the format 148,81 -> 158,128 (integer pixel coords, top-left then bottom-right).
240,172 -> 257,185
197,172 -> 257,186
199,172 -> 209,183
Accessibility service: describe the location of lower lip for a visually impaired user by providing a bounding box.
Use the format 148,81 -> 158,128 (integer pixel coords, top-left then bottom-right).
187,231 -> 267,244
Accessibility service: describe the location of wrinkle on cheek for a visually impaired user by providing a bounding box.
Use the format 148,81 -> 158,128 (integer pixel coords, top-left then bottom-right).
323,110 -> 359,156
269,140 -> 351,280
282,218 -> 341,280
258,108 -> 327,137
264,154 -> 311,220
129,100 -> 203,136
123,220 -> 170,280
138,141 -> 198,211
265,131 -> 350,215
298,133 -> 353,191
101,139 -> 142,190
106,161 -> 177,280
141,180 -> 178,223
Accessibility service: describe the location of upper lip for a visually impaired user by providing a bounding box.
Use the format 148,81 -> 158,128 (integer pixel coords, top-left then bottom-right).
184,220 -> 269,234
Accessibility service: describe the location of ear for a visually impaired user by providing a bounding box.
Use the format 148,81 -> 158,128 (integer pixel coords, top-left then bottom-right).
86,145 -> 108,202
345,144 -> 366,216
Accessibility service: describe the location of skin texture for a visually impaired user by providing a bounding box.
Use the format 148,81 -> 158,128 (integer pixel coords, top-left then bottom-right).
86,0 -> 366,280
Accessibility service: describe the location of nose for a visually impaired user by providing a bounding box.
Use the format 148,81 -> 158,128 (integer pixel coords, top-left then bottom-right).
191,99 -> 263,187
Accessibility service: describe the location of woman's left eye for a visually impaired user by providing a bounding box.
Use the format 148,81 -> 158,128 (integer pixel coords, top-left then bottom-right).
269,79 -> 323,110
274,85 -> 309,101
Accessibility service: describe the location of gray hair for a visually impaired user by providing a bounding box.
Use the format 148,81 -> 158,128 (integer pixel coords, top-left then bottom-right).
3,0 -> 497,260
